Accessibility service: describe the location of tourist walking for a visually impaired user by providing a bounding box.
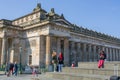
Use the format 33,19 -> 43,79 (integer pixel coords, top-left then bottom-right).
58,52 -> 64,72
98,50 -> 106,68
7,62 -> 14,77
13,61 -> 18,76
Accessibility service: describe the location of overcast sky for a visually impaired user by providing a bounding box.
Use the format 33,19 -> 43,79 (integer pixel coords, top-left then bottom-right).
0,0 -> 120,38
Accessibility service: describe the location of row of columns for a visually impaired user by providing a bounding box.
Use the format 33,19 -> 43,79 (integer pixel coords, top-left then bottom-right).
41,35 -> 120,67
44,36 -> 70,67
0,37 -> 21,65
70,41 -> 120,63
0,35 -> 120,66
42,36 -> 120,65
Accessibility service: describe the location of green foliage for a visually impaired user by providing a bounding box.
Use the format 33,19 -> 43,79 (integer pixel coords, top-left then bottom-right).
40,67 -> 48,73
0,64 -> 6,71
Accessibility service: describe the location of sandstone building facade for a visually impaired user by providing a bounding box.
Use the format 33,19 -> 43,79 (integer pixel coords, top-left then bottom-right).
0,3 -> 120,67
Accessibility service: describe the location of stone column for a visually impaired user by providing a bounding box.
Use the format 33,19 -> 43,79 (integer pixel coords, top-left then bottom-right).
88,44 -> 92,61
83,43 -> 87,62
45,36 -> 52,67
113,48 -> 115,61
77,43 -> 81,62
97,46 -> 101,60
39,35 -> 46,67
115,49 -> 117,61
93,45 -> 97,61
105,47 -> 109,61
109,48 -> 112,61
64,38 -> 69,66
1,38 -> 7,64
0,39 -> 2,63
102,47 -> 105,51
10,49 -> 14,63
117,49 -> 119,61
71,41 -> 75,63
118,49 -> 120,61
114,49 -> 116,61
115,49 -> 118,61
107,47 -> 110,61
57,37 -> 61,56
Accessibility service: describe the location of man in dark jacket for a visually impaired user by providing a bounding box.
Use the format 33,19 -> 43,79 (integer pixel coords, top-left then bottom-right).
13,62 -> 18,76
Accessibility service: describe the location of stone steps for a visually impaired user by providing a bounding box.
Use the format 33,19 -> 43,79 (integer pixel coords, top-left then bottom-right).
45,72 -> 110,80
36,62 -> 120,80
78,61 -> 120,69
62,67 -> 119,76
31,74 -> 62,80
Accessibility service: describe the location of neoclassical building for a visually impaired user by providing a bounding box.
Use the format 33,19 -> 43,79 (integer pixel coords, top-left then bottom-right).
0,3 -> 120,67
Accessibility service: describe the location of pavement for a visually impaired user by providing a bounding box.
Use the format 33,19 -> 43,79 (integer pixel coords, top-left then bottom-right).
0,74 -> 40,80
0,72 -> 60,80
0,71 -> 40,80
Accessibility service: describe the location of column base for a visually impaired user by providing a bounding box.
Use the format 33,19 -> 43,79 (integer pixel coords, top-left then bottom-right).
46,64 -> 53,72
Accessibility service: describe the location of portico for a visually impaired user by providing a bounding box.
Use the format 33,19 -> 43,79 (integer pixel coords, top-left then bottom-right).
0,3 -> 120,68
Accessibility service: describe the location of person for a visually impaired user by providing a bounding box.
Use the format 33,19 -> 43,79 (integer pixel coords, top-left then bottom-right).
71,62 -> 75,67
13,61 -> 18,76
52,50 -> 58,72
58,52 -> 64,72
32,66 -> 38,77
7,62 -> 14,77
5,62 -> 9,75
98,50 -> 106,68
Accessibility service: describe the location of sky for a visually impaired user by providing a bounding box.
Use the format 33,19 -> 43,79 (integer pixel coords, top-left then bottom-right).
0,0 -> 120,38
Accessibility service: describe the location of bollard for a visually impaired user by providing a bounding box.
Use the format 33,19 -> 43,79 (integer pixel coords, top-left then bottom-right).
114,64 -> 118,76
110,64 -> 120,80
110,76 -> 120,80
31,78 -> 40,80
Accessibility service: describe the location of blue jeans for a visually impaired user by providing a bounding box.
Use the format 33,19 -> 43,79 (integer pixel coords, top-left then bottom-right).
58,64 -> 63,72
13,70 -> 18,76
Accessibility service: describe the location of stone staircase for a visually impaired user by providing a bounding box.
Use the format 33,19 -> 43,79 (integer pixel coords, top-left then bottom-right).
35,61 -> 120,80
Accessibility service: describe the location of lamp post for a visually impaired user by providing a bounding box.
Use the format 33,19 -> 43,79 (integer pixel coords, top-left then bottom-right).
19,47 -> 22,74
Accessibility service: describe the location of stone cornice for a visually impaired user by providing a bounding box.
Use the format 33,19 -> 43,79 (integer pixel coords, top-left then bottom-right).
23,21 -> 50,30
50,22 -> 71,29
13,9 -> 40,22
0,19 -> 23,30
70,31 -> 120,45
71,25 -> 120,43
0,24 -> 23,30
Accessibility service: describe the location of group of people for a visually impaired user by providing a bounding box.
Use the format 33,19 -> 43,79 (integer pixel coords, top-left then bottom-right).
5,61 -> 18,77
52,50 -> 106,71
4,50 -> 106,77
52,51 -> 64,72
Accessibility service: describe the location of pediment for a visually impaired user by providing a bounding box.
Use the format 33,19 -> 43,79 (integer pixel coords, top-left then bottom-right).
52,19 -> 72,28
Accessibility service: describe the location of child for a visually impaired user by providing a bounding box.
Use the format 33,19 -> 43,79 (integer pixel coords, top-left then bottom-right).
32,67 -> 38,77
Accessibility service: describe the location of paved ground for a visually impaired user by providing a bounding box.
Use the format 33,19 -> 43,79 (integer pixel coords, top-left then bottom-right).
0,71 -> 41,80
0,73 -> 59,80
0,71 -> 59,80
0,74 -> 39,80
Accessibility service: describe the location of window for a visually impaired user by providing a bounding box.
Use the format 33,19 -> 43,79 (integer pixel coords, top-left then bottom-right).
29,55 -> 32,65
